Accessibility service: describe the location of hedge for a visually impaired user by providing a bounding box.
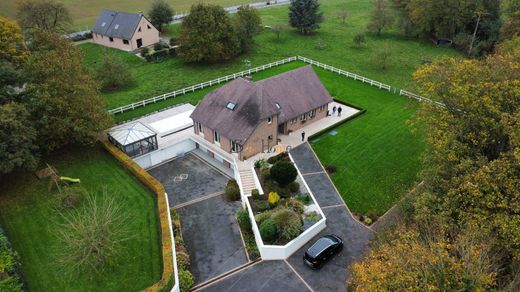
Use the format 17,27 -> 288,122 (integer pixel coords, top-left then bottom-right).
100,140 -> 173,292
308,98 -> 367,141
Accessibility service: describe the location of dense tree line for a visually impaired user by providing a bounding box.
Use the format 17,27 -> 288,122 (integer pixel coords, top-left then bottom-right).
0,17 -> 111,175
350,38 -> 520,290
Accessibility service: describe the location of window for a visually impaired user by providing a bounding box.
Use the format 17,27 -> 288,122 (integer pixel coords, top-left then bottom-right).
226,101 -> 237,110
114,24 -> 119,29
267,116 -> 272,124
109,37 -> 114,42
300,114 -> 307,121
138,27 -> 142,32
123,39 -> 129,45
268,135 -> 273,140
197,122 -> 203,134
101,22 -> 106,27
309,110 -> 316,118
147,24 -> 151,29
231,141 -> 239,152
214,131 -> 220,143
275,103 -> 281,109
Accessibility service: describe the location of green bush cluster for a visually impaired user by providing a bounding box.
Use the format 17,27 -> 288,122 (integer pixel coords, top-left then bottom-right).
251,188 -> 260,200
285,197 -> 305,215
236,208 -> 260,260
288,181 -> 300,193
237,208 -> 251,231
178,269 -> 195,292
253,200 -> 270,212
259,219 -> 278,243
254,159 -> 269,169
0,228 -> 23,292
271,209 -> 302,241
224,179 -> 240,201
169,209 -> 195,292
270,161 -> 298,187
266,152 -> 289,164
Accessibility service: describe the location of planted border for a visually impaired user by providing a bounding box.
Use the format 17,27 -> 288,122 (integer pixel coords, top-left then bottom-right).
100,140 -> 174,292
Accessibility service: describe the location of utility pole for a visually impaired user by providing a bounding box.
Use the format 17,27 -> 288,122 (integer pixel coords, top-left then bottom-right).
468,11 -> 488,57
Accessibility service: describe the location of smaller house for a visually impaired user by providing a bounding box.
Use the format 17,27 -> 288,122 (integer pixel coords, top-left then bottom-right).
92,9 -> 160,51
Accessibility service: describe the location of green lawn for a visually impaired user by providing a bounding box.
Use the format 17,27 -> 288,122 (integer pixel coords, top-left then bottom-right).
310,68 -> 425,215
0,145 -> 162,291
80,0 -> 460,111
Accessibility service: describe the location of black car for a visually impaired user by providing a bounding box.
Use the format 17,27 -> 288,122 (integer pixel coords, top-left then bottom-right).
303,234 -> 343,269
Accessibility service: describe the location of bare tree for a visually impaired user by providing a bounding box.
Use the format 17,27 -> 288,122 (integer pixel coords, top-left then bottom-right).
55,188 -> 132,275
337,4 -> 348,24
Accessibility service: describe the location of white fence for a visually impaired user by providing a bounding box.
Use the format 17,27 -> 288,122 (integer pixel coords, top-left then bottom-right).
399,89 -> 445,107
296,56 -> 392,91
108,56 -> 297,114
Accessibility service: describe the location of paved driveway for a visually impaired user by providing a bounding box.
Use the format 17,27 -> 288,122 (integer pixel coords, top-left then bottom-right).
148,153 -> 248,284
201,143 -> 373,291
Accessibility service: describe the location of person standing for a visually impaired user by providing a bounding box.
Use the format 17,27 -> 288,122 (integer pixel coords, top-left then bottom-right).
338,106 -> 343,117
301,131 -> 306,142
332,105 -> 337,115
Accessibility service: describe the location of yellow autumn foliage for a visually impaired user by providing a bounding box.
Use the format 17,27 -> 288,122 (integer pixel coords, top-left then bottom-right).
0,16 -> 29,65
268,192 -> 280,206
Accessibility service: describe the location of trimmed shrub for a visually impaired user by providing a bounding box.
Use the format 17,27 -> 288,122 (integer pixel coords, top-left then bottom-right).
225,179 -> 240,201
271,208 -> 302,241
325,164 -> 337,174
251,188 -> 260,200
270,161 -> 297,186
288,181 -> 300,193
267,152 -> 289,164
255,209 -> 273,224
141,47 -> 150,58
254,200 -> 270,212
296,194 -> 311,205
154,42 -> 165,51
286,197 -> 305,215
260,166 -> 270,179
259,218 -> 277,243
305,211 -> 321,223
176,251 -> 190,270
237,208 -> 251,231
268,192 -> 280,207
178,269 -> 195,292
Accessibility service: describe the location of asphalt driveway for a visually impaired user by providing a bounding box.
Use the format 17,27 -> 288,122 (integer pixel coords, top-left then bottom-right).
148,153 -> 248,284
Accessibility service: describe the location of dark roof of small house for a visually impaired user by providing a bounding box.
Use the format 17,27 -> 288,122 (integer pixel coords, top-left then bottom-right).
190,66 -> 332,143
92,9 -> 143,40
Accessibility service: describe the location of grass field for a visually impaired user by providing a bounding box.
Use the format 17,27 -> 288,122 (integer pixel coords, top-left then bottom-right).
0,0 -> 255,29
79,0 -> 460,111
0,145 -> 162,291
310,68 -> 425,215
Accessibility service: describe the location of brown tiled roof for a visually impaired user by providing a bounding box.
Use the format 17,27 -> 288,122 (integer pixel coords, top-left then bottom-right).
190,65 -> 332,143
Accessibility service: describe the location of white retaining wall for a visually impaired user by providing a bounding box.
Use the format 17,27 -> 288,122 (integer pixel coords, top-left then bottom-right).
164,192 -> 180,292
134,139 -> 196,169
243,154 -> 327,260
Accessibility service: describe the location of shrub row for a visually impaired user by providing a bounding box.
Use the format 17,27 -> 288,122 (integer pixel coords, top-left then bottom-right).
100,140 -> 173,292
236,208 -> 260,260
169,209 -> 195,292
0,228 -> 24,292
255,206 -> 303,244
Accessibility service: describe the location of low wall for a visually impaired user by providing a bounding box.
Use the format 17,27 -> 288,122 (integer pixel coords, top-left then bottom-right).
134,139 -> 196,169
243,155 -> 327,260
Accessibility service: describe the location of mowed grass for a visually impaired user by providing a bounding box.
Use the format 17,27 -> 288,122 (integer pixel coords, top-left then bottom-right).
0,145 -> 162,291
310,68 -> 425,215
80,0 -> 460,111
0,0 -> 254,29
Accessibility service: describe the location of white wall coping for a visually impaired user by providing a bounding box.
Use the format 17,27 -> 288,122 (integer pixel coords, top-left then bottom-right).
251,165 -> 264,195
164,192 -> 180,292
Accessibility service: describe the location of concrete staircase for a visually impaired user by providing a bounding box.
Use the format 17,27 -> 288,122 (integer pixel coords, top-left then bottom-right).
238,168 -> 257,197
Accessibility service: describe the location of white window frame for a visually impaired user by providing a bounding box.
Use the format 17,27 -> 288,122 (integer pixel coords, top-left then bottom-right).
300,114 -> 306,121
197,122 -> 204,135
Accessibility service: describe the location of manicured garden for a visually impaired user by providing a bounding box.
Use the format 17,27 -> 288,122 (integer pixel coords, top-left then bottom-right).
0,145 -> 162,291
79,0 -> 460,112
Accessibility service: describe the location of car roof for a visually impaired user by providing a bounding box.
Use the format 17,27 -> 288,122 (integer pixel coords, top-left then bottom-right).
306,236 -> 336,257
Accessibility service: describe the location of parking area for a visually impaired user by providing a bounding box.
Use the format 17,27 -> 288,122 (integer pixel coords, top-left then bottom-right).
148,153 -> 248,284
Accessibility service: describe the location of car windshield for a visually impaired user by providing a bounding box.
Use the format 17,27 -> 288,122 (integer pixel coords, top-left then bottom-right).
307,237 -> 334,257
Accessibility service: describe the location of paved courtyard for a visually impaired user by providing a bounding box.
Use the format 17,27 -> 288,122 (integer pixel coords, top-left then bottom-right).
200,143 -> 373,291
148,153 -> 248,284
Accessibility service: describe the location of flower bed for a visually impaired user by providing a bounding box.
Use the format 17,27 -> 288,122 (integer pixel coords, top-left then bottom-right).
250,153 -> 323,245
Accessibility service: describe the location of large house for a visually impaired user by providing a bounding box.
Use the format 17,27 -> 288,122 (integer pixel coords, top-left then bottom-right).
190,66 -> 333,160
91,9 -> 160,51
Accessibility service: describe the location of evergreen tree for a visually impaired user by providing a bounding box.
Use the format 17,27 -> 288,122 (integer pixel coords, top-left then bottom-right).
178,4 -> 239,63
148,0 -> 174,31
289,0 -> 324,35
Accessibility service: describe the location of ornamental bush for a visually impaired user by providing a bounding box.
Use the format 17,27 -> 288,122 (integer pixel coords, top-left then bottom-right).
237,208 -> 251,231
268,192 -> 280,207
251,188 -> 260,200
178,269 -> 195,292
285,197 -> 305,215
270,161 -> 297,186
288,181 -> 300,193
271,208 -> 302,241
225,179 -> 240,201
259,218 -> 277,243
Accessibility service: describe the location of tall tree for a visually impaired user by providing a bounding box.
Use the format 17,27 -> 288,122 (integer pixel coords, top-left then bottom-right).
0,17 -> 29,65
95,53 -> 135,92
233,5 -> 262,53
0,102 -> 38,174
288,0 -> 324,35
367,0 -> 394,35
25,32 -> 112,152
148,0 -> 174,32
500,10 -> 520,40
16,0 -> 71,33
178,4 -> 239,63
